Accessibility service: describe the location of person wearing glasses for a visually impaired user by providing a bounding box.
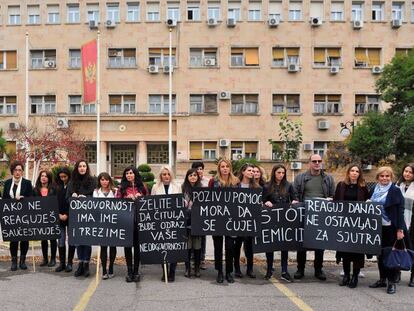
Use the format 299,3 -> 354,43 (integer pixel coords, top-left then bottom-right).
293,154 -> 335,281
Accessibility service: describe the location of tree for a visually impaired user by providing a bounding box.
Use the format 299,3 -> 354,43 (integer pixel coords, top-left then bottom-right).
375,49 -> 414,115
325,140 -> 357,170
0,129 -> 7,181
7,120 -> 87,183
269,112 -> 303,164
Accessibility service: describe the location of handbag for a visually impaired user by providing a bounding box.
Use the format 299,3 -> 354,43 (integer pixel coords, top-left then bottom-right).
383,240 -> 413,271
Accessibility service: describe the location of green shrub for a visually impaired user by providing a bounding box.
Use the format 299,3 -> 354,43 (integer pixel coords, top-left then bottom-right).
145,181 -> 156,192
138,164 -> 151,173
51,165 -> 74,181
140,172 -> 155,182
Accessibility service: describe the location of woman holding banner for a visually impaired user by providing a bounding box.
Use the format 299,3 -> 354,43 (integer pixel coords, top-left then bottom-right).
262,164 -> 298,281
334,165 -> 369,288
369,166 -> 406,294
116,166 -> 148,283
396,163 -> 414,287
34,170 -> 58,267
181,168 -> 202,278
234,163 -> 261,279
94,172 -> 117,280
208,159 -> 239,284
55,167 -> 75,273
66,160 -> 96,278
2,161 -> 33,271
151,165 -> 181,282
253,165 -> 266,188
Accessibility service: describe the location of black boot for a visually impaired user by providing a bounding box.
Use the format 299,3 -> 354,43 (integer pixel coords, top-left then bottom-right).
40,240 -> 48,266
66,246 -> 75,272
194,250 -> 202,278
339,275 -> 350,286
185,262 -> 191,278
349,274 -> 359,288
216,271 -> 224,283
19,256 -> 27,270
55,247 -> 66,272
226,273 -> 235,283
409,272 -> 414,287
264,268 -> 272,280
125,265 -> 134,282
369,278 -> 386,288
74,262 -> 84,277
48,241 -> 57,267
11,257 -> 18,271
83,262 -> 90,277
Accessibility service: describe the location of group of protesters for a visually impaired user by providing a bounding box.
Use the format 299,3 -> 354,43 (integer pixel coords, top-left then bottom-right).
1,155 -> 414,295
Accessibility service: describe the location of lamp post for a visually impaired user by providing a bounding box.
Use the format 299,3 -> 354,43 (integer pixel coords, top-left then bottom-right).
340,120 -> 355,137
168,27 -> 173,168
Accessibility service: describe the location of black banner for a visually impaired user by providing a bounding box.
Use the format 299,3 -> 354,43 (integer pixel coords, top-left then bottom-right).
191,188 -> 262,236
68,197 -> 135,247
0,196 -> 61,242
253,203 -> 305,253
137,194 -> 187,264
303,199 -> 382,254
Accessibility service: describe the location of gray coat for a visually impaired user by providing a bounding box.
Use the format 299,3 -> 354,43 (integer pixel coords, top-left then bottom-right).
293,170 -> 335,202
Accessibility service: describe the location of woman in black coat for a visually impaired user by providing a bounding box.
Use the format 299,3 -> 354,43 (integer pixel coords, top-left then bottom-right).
334,165 -> 369,288
2,161 -> 33,271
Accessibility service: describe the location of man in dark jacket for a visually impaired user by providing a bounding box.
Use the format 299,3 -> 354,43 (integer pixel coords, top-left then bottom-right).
293,154 -> 335,281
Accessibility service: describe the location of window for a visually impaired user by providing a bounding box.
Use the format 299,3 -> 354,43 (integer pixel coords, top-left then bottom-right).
371,2 -> 384,21
331,1 -> 344,21
147,2 -> 160,21
271,142 -> 298,161
272,94 -> 300,113
208,1 -> 221,20
231,94 -> 258,114
231,141 -> 258,159
30,50 -> 57,69
0,51 -> 17,70
392,2 -> 404,21
0,96 -> 17,114
228,1 -> 241,21
231,47 -> 259,67
313,48 -> 341,67
8,6 -> 20,25
248,1 -> 262,21
108,49 -> 137,68
352,2 -> 363,21
355,95 -> 380,114
412,2 -> 414,22
395,48 -> 412,56
109,95 -> 136,113
127,2 -> 140,22
47,4 -> 60,24
69,95 -> 82,113
313,141 -> 328,157
149,95 -> 176,113
189,48 -> 218,67
85,144 -> 97,164
149,48 -> 176,66
187,2 -> 200,21
30,95 -> 56,114
87,3 -> 100,22
354,48 -> 381,68
147,144 -> 169,164
313,94 -> 342,114
27,5 -> 40,25
272,47 -> 300,67
310,1 -> 324,18
269,1 -> 282,20
190,94 -> 217,113
289,1 -> 302,21
107,3 -> 120,22
69,49 -> 81,68
167,2 -> 180,21
67,4 -> 80,23
189,142 -> 217,160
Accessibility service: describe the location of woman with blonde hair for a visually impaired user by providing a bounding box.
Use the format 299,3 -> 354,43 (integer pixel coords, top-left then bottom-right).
151,165 -> 181,282
208,158 -> 239,283
369,166 -> 406,294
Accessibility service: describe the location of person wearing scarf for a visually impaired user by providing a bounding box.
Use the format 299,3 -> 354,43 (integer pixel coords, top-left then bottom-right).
2,161 -> 33,271
397,163 -> 414,287
369,166 -> 406,295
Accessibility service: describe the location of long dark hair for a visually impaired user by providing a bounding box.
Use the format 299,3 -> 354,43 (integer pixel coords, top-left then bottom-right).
397,163 -> 414,185
34,170 -> 54,193
343,164 -> 366,187
267,164 -> 288,195
119,166 -> 147,196
55,167 -> 71,188
71,159 -> 94,193
237,163 -> 259,188
97,172 -> 115,191
181,168 -> 201,197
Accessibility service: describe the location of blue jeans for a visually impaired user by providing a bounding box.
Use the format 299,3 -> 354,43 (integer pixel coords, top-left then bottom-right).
77,245 -> 92,262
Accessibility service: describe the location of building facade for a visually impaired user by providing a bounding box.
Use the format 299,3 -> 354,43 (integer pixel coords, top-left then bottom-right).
0,0 -> 413,177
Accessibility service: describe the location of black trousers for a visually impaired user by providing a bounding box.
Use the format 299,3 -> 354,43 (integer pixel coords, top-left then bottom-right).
124,229 -> 139,275
101,246 -> 117,273
41,240 -> 57,260
213,235 -> 236,274
297,249 -> 324,271
10,241 -> 29,258
234,237 -> 254,272
378,226 -> 401,282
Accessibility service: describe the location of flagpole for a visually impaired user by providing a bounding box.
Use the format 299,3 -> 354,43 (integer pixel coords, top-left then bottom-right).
25,32 -> 29,180
96,31 -> 101,175
168,28 -> 173,168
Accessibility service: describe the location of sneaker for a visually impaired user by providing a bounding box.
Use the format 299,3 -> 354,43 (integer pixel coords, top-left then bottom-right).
340,270 -> 345,276
281,272 -> 292,282
200,261 -> 207,270
102,274 -> 109,280
359,271 -> 365,278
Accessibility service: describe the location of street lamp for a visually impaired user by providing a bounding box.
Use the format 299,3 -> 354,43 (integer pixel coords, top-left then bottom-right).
340,120 -> 355,137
